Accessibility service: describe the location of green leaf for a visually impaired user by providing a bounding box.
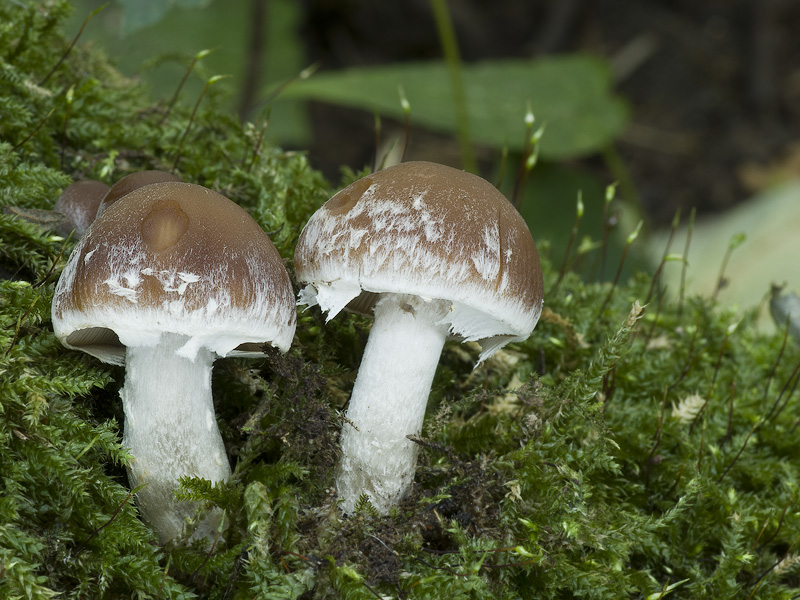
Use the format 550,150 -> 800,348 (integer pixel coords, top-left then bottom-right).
284,55 -> 628,159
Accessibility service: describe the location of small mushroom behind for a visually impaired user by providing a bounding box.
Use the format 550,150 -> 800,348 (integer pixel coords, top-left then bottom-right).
95,170 -> 182,218
52,182 -> 296,543
294,161 -> 543,514
54,179 -> 110,237
2,179 -> 109,240
10,171 -> 184,240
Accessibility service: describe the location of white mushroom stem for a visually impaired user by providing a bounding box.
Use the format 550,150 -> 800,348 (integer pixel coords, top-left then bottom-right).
120,332 -> 230,543
336,293 -> 449,514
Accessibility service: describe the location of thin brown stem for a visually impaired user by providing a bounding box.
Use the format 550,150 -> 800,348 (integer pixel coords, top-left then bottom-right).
372,110 -> 381,173
257,63 -> 319,109
758,495 -> 794,551
32,232 -> 72,290
74,485 -> 139,555
748,537 -> 797,599
245,109 -> 270,172
362,581 -> 385,600
157,556 -> 171,599
678,207 -> 696,315
160,48 -> 216,126
39,4 -> 108,85
399,86 -> 411,163
172,75 -> 230,173
696,419 -> 706,471
764,355 -> 800,424
597,220 -> 643,318
551,192 -> 583,295
9,107 -> 55,154
495,145 -> 509,190
690,327 -> 732,434
4,296 -> 39,358
190,513 -> 225,578
668,325 -> 700,392
60,85 -> 74,171
665,463 -> 685,497
737,517 -> 770,579
645,208 -> 680,305
598,183 -> 617,281
764,317 -> 791,402
511,104 -> 535,208
724,381 -> 736,445
717,418 -> 760,483
513,144 -> 539,210
645,387 -> 668,487
712,232 -> 746,302
645,286 -> 667,342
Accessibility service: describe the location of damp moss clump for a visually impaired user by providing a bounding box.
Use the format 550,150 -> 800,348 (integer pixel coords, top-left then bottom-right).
2,2 -> 800,598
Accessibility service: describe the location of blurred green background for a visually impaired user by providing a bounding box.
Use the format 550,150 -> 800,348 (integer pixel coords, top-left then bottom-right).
63,0 -> 800,323
63,0 -> 633,269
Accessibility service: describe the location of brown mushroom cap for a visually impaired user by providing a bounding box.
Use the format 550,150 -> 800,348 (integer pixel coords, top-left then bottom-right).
294,161 -> 543,357
54,179 -> 110,236
53,182 -> 296,365
96,170 -> 183,217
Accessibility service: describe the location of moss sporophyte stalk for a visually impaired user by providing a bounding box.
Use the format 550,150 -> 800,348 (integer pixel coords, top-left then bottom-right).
2,1 -> 800,598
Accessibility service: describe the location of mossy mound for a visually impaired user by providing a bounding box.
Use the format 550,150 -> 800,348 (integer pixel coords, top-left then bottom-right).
2,2 -> 800,598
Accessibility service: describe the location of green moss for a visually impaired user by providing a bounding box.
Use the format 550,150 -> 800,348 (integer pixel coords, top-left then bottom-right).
2,2 -> 800,598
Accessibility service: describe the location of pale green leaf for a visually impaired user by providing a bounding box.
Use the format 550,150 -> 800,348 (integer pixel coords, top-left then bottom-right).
284,55 -> 628,159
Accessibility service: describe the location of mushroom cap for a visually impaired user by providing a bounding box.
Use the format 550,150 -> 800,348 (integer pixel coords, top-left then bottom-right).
294,161 -> 543,359
52,182 -> 296,365
96,170 -> 183,217
54,179 -> 110,236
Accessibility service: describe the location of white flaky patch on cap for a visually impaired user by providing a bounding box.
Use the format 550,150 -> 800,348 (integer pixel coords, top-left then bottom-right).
295,168 -> 543,362
53,225 -> 296,366
471,223 -> 502,283
139,268 -> 201,295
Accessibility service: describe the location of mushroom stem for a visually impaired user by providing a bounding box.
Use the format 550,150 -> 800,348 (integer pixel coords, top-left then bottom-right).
336,293 -> 449,514
121,333 -> 230,543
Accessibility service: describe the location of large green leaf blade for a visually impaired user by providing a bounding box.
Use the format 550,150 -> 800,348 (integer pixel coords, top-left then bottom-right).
284,55 -> 628,159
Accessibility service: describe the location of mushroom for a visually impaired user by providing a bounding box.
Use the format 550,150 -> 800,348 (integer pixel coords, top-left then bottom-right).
2,180 -> 108,240
294,161 -> 543,514
54,179 -> 110,237
95,170 -> 182,218
52,182 -> 296,542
